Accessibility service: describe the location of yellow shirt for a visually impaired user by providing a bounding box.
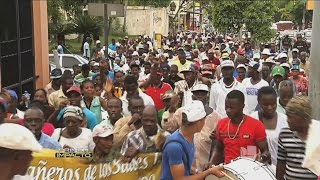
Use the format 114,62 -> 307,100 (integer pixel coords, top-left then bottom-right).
48,89 -> 68,109
170,59 -> 192,72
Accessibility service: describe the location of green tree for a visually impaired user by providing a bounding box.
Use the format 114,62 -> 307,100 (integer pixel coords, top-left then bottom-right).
210,0 -> 277,42
210,0 -> 244,33
72,15 -> 103,38
244,0 -> 277,42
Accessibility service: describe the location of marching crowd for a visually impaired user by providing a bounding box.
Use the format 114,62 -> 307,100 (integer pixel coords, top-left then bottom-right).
0,31 -> 319,180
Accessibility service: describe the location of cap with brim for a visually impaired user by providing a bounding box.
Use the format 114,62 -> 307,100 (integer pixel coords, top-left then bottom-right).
221,60 -> 235,69
180,66 -> 195,73
50,69 -> 63,79
264,57 -> 276,64
96,40 -> 101,44
92,124 -> 115,138
262,48 -> 271,55
63,106 -> 84,120
132,51 -> 139,56
248,61 -> 262,72
182,100 -> 208,122
201,70 -> 213,75
221,53 -> 229,59
191,84 -> 209,92
66,86 -> 81,95
162,90 -> 175,100
280,63 -> 290,69
236,64 -> 247,70
7,90 -> 18,100
292,48 -> 299,53
272,66 -> 285,77
291,64 -> 300,71
0,123 -> 43,152
278,52 -> 288,59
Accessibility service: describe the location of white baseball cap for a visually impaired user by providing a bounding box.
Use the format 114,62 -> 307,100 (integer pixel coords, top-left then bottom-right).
278,52 -> 288,59
292,48 -> 299,53
132,51 -> 139,56
248,61 -> 262,72
264,57 -> 276,64
92,124 -> 115,138
280,63 -> 290,69
192,84 -> 209,92
221,60 -> 235,68
262,48 -> 271,55
0,123 -> 42,152
96,40 -> 101,44
236,64 -> 247,70
182,100 -> 207,122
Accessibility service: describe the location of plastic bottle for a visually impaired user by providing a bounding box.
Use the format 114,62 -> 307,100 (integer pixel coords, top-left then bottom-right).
23,91 -> 31,107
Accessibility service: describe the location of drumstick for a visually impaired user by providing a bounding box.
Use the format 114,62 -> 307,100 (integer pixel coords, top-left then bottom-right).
221,171 -> 235,180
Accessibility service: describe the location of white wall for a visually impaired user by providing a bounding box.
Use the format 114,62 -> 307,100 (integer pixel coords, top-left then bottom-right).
122,6 -> 169,38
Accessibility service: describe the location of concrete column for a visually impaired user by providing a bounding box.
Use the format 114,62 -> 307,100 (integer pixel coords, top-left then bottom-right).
33,0 -> 50,89
308,0 -> 320,120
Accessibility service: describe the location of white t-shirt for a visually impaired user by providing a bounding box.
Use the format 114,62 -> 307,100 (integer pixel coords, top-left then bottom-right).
242,78 -> 269,114
83,42 -> 90,58
52,128 -> 94,151
250,111 -> 288,168
209,78 -> 246,118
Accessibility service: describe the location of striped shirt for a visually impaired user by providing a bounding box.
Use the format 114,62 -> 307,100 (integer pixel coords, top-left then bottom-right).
120,127 -> 170,155
277,128 -> 318,180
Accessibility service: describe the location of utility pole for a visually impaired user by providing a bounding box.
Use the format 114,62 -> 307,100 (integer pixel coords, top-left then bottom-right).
302,1 -> 306,30
308,0 -> 320,120
193,0 -> 195,31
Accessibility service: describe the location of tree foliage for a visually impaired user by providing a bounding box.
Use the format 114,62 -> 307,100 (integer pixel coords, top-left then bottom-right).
274,0 -> 312,25
210,0 -> 277,42
72,15 -> 103,37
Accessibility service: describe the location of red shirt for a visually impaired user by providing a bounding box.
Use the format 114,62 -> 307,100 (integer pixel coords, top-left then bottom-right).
145,82 -> 172,110
216,115 -> 267,163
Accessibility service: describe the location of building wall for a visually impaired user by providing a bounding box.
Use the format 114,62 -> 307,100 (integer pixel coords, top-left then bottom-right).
124,6 -> 169,37
0,0 -> 49,96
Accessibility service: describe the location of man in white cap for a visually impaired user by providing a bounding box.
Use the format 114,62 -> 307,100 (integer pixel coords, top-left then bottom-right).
160,100 -> 224,180
0,123 -> 42,180
289,48 -> 301,66
91,124 -> 120,163
242,61 -> 269,114
209,60 -> 246,117
261,48 -> 271,62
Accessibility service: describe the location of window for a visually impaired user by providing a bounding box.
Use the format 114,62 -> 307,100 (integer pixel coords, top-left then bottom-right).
62,56 -> 80,68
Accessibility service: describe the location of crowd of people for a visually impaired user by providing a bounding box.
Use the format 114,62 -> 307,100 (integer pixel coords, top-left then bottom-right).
0,31 -> 319,180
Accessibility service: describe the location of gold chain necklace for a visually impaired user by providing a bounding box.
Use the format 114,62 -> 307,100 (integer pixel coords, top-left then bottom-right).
227,115 -> 246,139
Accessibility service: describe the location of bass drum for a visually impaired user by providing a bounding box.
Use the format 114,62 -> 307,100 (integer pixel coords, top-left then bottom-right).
205,157 -> 276,180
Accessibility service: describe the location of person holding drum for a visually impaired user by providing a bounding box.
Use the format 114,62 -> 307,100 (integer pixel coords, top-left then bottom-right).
160,100 -> 225,180
251,86 -> 288,172
211,90 -> 271,165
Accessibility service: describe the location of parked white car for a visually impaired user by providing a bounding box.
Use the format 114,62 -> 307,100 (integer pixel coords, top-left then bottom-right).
49,54 -> 89,73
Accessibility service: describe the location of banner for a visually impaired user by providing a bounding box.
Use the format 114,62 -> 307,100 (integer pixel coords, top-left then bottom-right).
27,150 -> 162,180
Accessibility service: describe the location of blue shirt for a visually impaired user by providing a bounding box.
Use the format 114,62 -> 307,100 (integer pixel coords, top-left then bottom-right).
160,130 -> 195,180
108,43 -> 117,51
39,132 -> 62,150
93,71 -> 115,81
57,107 -> 98,130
